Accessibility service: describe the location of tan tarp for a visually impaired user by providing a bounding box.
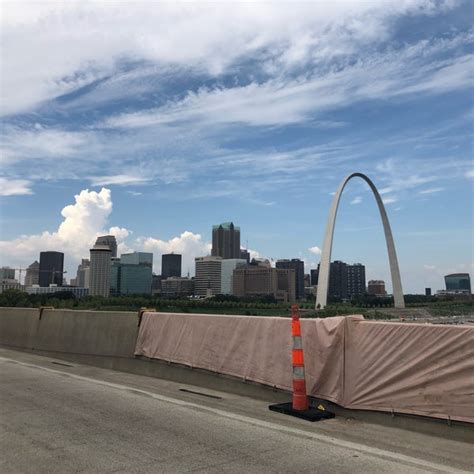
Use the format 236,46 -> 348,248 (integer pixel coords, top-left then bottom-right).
135,312 -> 474,423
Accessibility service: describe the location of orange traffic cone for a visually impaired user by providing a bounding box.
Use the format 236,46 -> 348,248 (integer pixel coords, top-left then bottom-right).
268,304 -> 335,422
291,304 -> 309,411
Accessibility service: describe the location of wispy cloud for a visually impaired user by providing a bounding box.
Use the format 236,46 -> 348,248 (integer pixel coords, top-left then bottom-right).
89,174 -> 151,186
418,187 -> 444,195
350,196 -> 362,205
0,177 -> 34,196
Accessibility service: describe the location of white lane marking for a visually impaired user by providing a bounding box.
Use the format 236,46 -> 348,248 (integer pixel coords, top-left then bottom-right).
0,356 -> 465,473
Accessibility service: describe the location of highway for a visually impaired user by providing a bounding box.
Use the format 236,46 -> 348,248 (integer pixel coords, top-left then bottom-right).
1,348 -> 472,473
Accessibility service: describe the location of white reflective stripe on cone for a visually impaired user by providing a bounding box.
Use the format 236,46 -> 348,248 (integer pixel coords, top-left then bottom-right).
292,336 -> 303,349
293,366 -> 305,379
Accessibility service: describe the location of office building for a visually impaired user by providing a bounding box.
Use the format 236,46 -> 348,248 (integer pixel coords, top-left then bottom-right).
328,260 -> 348,299
161,277 -> 194,297
110,258 -> 122,296
95,235 -> 117,258
221,258 -> 247,295
310,268 -> 319,286
151,274 -> 162,295
0,279 -> 22,293
444,273 -> 471,294
212,222 -> 241,259
425,288 -> 432,296
368,280 -> 386,297
121,252 -> 153,266
304,274 -> 311,288
0,267 -> 15,280
276,259 -> 304,299
347,263 -> 366,298
39,251 -> 64,287
195,256 -> 222,296
24,261 -> 40,287
89,245 -> 111,297
73,259 -> 90,288
240,249 -> 251,263
233,266 -> 296,302
162,253 -> 182,279
118,252 -> 153,295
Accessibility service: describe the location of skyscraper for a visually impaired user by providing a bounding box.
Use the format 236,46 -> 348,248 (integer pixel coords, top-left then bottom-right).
24,261 -> 40,286
89,245 -> 111,296
328,260 -> 347,299
220,258 -> 246,294
95,235 -> 117,258
347,263 -> 366,298
212,222 -> 241,259
195,256 -> 222,296
74,259 -> 90,288
39,251 -> 64,287
276,259 -> 304,299
162,253 -> 182,279
119,252 -> 153,295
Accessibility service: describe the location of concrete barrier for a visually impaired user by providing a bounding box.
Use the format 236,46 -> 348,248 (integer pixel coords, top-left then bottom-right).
34,308 -> 138,357
0,307 -> 39,350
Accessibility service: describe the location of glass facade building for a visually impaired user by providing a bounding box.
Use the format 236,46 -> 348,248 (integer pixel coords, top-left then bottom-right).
39,251 -> 64,287
444,273 -> 471,293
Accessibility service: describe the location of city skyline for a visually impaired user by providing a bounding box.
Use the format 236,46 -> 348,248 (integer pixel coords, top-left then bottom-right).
0,2 -> 473,294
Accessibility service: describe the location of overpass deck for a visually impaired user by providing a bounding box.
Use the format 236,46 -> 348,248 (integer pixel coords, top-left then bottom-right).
1,348 -> 472,473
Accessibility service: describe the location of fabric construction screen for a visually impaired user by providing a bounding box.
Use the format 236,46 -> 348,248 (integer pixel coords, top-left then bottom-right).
135,312 -> 474,423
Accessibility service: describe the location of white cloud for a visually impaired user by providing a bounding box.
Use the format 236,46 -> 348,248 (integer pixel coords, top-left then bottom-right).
1,1 -> 462,117
423,264 -> 436,271
1,126 -> 89,164
137,231 -> 211,275
382,196 -> 398,205
308,246 -> 322,255
350,196 -> 362,205
465,169 -> 474,179
418,187 -> 444,194
0,177 -> 33,196
0,188 -> 118,271
89,174 -> 151,186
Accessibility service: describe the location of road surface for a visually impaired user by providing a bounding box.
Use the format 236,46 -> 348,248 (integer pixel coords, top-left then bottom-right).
1,348 -> 472,473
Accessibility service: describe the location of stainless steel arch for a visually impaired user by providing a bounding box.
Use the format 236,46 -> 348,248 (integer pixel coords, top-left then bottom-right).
315,173 -> 405,309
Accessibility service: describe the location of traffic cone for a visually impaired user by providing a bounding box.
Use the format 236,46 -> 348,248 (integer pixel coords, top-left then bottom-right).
291,304 -> 309,411
268,304 -> 335,422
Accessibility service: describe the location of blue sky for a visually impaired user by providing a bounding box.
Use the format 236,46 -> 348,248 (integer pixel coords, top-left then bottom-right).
0,0 -> 473,293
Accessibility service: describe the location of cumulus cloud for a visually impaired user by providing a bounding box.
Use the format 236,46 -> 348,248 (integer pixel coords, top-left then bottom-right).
0,188 -> 118,270
308,246 -> 322,255
136,231 -> 211,275
0,177 -> 33,196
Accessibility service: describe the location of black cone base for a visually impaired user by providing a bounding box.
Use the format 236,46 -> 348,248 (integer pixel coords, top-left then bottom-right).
268,402 -> 335,422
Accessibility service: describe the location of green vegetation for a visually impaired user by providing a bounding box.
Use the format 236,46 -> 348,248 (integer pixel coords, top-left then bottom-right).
0,289 -> 471,319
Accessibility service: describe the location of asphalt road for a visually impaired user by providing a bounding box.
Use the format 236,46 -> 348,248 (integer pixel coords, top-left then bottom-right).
1,349 -> 472,473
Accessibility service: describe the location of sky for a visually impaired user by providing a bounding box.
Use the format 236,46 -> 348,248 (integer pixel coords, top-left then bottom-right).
0,0 -> 473,293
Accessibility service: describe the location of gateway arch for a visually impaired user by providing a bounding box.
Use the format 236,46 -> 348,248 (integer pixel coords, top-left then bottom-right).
315,173 -> 405,309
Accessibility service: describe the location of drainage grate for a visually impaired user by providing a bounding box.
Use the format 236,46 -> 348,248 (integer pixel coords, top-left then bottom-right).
51,361 -> 74,368
179,388 -> 222,400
